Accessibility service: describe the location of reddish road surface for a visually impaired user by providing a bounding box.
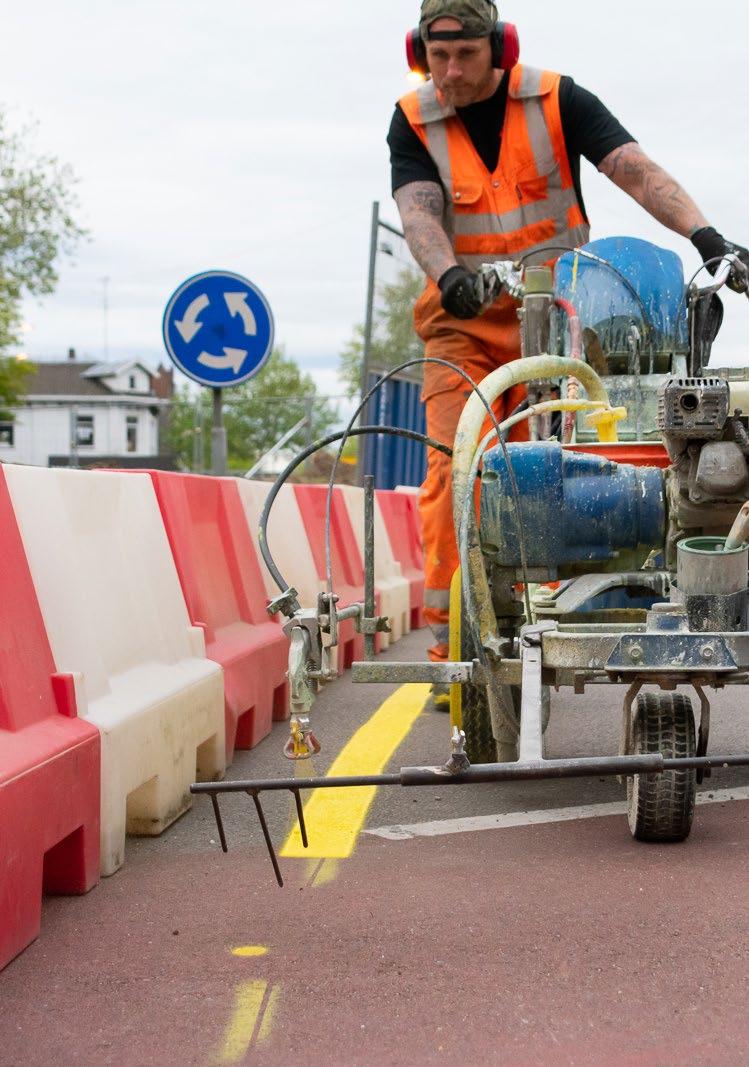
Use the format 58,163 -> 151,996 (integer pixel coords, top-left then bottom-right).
3,631 -> 749,1065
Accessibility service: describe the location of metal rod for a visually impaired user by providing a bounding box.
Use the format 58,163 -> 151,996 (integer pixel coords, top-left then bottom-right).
662,755 -> 749,771
193,774 -> 403,794
518,630 -> 547,762
399,755 -> 666,786
356,200 -> 381,487
378,219 -> 404,238
335,604 -> 362,624
244,415 -> 310,479
192,752 -> 749,800
292,788 -> 309,849
211,387 -> 228,476
210,794 -> 228,853
247,791 -> 283,888
351,661 -> 476,684
364,475 -> 376,660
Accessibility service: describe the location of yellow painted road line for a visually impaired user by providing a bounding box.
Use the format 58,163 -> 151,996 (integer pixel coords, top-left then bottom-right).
256,984 -> 281,1046
219,980 -> 270,1064
281,683 -> 429,860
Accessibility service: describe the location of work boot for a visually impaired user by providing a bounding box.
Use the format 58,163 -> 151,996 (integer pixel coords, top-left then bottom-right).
424,682 -> 451,714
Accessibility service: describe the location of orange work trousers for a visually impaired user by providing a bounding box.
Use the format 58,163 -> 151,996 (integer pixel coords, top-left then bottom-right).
415,283 -> 529,661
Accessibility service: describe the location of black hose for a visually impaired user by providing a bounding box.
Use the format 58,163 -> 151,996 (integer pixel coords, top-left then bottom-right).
256,425 -> 451,599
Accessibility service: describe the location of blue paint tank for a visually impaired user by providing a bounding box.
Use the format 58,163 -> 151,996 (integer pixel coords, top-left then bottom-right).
480,443 -> 665,576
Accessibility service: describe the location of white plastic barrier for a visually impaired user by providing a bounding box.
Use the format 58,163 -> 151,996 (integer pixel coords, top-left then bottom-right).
237,480 -> 355,672
338,486 -> 411,647
237,480 -> 313,600
3,465 -> 226,877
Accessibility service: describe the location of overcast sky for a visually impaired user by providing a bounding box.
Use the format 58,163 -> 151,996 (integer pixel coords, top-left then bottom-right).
2,0 -> 748,395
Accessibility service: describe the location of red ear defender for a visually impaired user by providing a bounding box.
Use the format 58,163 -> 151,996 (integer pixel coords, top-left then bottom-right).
493,22 -> 520,70
406,28 -> 428,75
406,22 -> 520,74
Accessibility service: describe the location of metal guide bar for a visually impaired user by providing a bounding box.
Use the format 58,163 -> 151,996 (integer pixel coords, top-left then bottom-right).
192,752 -> 749,887
351,661 -> 477,684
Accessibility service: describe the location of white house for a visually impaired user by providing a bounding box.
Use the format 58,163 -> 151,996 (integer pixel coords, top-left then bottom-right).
0,352 -> 174,468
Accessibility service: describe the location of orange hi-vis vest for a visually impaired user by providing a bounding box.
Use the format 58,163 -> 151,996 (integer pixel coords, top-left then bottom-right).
399,64 -> 591,270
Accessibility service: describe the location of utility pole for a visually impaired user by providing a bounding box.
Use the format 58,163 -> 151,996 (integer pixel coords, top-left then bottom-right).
356,202 -> 406,486
359,200 -> 381,441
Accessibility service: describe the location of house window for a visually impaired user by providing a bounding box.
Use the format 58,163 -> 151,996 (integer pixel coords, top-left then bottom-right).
129,374 -> 136,390
0,422 -> 14,447
75,415 -> 95,448
126,415 -> 138,453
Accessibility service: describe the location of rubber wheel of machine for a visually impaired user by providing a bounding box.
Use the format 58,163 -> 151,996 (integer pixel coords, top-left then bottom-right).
449,570 -> 496,765
627,692 -> 697,843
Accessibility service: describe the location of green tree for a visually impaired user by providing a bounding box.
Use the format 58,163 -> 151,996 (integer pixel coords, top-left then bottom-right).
339,267 -> 425,398
162,383 -> 211,471
0,111 -> 86,412
164,348 -> 338,472
0,357 -> 35,421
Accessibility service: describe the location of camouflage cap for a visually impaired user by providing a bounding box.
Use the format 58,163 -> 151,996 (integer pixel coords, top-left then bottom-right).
419,0 -> 498,40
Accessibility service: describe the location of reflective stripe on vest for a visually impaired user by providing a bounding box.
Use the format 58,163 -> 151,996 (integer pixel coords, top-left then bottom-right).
399,65 -> 590,268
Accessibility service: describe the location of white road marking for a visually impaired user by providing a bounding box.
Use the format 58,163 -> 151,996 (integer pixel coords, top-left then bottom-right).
365,785 -> 749,841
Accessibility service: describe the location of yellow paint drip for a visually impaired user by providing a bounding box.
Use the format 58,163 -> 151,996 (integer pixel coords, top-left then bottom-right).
281,683 -> 429,859
231,945 -> 269,958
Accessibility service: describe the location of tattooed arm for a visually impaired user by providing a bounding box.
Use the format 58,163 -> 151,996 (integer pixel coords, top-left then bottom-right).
599,142 -> 709,237
394,181 -> 457,282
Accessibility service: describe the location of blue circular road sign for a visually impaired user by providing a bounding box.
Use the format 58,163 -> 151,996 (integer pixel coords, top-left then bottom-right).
162,270 -> 275,388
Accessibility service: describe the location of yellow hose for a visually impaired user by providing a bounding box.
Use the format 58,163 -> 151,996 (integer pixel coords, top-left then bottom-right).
448,567 -> 463,731
451,355 -> 611,535
451,355 -> 612,651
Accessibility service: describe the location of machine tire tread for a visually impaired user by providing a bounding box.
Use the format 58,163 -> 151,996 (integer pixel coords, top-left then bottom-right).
627,692 -> 696,843
461,673 -> 497,765
458,589 -> 497,766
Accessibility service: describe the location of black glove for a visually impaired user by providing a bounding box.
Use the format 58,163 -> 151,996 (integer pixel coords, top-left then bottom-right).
438,265 -> 484,319
691,226 -> 749,293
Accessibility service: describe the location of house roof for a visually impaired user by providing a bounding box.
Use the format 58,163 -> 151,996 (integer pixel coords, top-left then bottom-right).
81,360 -> 152,380
28,362 -> 114,397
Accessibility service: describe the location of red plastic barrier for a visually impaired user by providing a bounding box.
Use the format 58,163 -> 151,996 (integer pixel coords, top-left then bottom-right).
0,470 -> 100,972
293,485 -> 381,671
564,442 -> 670,469
145,472 -> 289,759
377,490 -> 425,630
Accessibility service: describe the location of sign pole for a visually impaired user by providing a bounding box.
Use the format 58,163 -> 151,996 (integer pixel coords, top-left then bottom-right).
211,387 -> 228,476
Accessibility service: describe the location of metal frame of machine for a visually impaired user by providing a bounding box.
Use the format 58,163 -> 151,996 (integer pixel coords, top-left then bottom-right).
193,248 -> 749,886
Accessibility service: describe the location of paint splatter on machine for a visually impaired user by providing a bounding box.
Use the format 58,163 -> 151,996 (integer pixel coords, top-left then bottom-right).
193,239 -> 749,883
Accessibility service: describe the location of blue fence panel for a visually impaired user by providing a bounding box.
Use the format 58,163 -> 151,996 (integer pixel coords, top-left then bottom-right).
363,373 -> 427,490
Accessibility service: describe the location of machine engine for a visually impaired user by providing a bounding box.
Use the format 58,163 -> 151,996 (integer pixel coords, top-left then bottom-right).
479,376 -> 749,582
658,377 -> 749,563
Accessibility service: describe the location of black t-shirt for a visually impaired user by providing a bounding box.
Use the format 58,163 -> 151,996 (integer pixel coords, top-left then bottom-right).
388,75 -> 634,220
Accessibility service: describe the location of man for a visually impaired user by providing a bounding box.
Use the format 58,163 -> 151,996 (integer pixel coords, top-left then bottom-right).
388,0 -> 749,698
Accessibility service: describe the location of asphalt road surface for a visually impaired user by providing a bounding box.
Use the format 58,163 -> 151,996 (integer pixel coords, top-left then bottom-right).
3,628 -> 749,1065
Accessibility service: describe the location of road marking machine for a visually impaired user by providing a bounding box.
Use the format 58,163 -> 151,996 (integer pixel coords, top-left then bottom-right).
193,239 -> 749,884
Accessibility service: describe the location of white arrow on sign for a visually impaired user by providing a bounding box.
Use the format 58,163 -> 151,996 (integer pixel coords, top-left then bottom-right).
224,291 -> 258,336
175,293 -> 209,343
197,347 -> 248,373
